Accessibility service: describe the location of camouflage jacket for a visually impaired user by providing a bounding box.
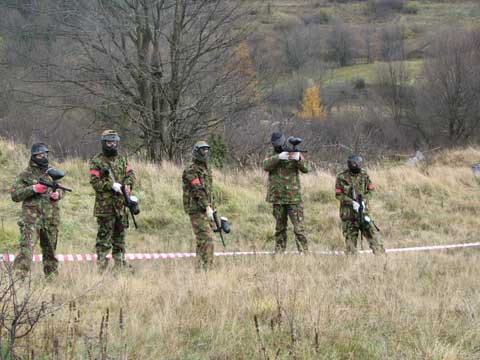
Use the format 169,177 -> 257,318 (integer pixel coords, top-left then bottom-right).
335,169 -> 375,221
182,160 -> 213,214
10,161 -> 64,226
89,153 -> 135,217
263,150 -> 310,204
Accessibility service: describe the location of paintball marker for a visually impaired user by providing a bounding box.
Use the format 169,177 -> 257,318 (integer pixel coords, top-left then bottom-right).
282,137 -> 307,153
351,189 -> 380,249
212,210 -> 230,247
39,168 -> 72,192
101,167 -> 140,229
356,192 -> 365,250
121,184 -> 139,229
352,188 -> 380,232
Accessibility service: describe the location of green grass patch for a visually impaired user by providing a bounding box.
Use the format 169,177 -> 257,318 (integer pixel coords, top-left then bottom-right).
324,59 -> 424,85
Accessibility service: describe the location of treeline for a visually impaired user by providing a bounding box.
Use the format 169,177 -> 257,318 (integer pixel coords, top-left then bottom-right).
0,0 -> 479,166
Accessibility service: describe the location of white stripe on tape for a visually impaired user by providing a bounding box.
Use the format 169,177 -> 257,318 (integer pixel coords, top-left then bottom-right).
1,242 -> 479,263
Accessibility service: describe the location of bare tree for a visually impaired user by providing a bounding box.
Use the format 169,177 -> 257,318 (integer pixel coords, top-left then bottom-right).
380,24 -> 405,61
278,24 -> 323,72
375,60 -> 412,125
33,0 -> 256,162
326,19 -> 357,67
361,23 -> 376,64
416,29 -> 480,145
0,263 -> 51,359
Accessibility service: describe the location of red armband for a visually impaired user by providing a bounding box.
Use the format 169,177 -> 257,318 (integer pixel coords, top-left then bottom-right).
191,178 -> 201,186
367,184 -> 375,191
90,169 -> 101,178
335,188 -> 343,194
126,165 -> 134,174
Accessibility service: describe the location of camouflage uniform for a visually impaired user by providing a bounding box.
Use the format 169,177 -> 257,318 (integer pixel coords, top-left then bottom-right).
89,153 -> 135,270
335,169 -> 385,255
263,150 -> 310,252
10,162 -> 64,277
182,159 -> 214,269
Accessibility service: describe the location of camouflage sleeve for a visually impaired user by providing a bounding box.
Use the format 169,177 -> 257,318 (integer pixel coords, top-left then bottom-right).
10,175 -> 35,203
297,157 -> 310,173
123,158 -> 136,188
184,168 -> 209,210
89,159 -> 113,193
363,173 -> 375,202
263,153 -> 281,172
335,176 -> 353,205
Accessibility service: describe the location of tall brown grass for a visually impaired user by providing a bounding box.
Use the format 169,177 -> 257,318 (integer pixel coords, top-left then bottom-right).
1,139 -> 480,358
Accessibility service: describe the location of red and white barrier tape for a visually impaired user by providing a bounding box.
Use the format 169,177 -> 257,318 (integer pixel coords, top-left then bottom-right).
1,242 -> 480,263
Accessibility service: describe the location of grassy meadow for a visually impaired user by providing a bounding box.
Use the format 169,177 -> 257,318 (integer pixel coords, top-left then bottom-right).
1,139 -> 480,358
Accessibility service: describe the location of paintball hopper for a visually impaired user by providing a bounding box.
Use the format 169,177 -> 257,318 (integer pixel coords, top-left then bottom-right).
220,217 -> 230,233
39,168 -> 72,192
472,164 -> 480,177
46,168 -> 65,180
287,137 -> 303,147
127,195 -> 140,215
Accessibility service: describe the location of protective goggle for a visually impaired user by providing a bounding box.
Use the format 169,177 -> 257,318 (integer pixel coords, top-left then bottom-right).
101,134 -> 120,142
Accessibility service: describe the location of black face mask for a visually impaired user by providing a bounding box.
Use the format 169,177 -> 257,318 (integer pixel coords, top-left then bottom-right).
349,167 -> 361,174
31,156 -> 49,169
102,142 -> 118,157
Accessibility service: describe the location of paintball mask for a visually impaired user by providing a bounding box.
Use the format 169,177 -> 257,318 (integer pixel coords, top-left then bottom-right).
271,131 -> 285,153
348,154 -> 363,174
192,140 -> 210,163
31,143 -> 50,169
101,130 -> 120,157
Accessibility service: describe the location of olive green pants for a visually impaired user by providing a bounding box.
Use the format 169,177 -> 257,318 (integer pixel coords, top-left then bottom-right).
14,220 -> 58,277
342,220 -> 385,255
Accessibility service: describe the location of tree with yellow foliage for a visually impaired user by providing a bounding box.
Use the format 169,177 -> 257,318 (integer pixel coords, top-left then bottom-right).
235,40 -> 259,103
237,41 -> 256,77
299,83 -> 326,120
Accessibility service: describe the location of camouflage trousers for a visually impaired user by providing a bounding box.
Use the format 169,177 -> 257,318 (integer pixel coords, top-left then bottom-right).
96,215 -> 128,271
272,204 -> 308,253
342,220 -> 385,255
14,220 -> 58,277
189,212 -> 214,270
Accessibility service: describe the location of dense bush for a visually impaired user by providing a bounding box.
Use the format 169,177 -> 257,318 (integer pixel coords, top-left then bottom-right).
402,2 -> 419,14
366,0 -> 407,18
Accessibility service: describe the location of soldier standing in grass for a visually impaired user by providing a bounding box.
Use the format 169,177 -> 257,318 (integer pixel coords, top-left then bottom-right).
89,130 -> 136,272
263,132 -> 310,253
182,141 -> 215,270
335,154 -> 385,255
10,143 -> 64,278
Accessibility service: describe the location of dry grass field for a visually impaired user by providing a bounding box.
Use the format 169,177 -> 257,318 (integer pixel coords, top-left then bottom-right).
1,139 -> 480,358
